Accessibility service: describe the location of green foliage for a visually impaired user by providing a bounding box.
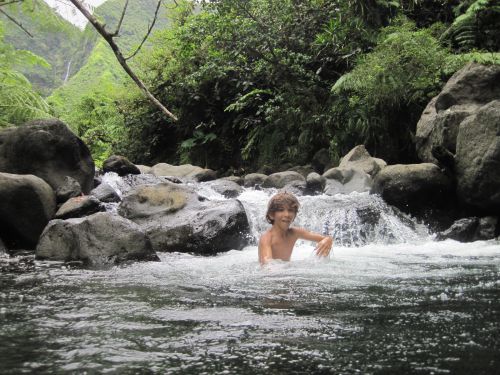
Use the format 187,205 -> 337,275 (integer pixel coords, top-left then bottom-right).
121,0 -> 393,170
0,22 -> 51,127
330,18 -> 452,160
441,0 -> 500,51
62,92 -> 126,168
0,0 -> 85,95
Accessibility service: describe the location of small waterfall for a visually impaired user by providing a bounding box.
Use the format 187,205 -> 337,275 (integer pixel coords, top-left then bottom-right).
63,58 -> 72,83
98,173 -> 430,247
237,189 -> 430,247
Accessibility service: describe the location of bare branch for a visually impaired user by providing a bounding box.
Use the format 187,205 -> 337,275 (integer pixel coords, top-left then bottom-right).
0,8 -> 33,37
67,0 -> 178,121
111,0 -> 128,37
125,0 -> 161,60
0,0 -> 24,7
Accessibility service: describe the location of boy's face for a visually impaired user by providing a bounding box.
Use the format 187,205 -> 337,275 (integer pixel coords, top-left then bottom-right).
270,204 -> 297,230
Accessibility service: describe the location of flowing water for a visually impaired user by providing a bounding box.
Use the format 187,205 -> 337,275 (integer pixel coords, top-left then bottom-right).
1,181 -> 499,374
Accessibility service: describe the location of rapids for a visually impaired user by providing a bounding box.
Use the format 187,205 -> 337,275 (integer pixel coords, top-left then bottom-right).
0,180 -> 499,374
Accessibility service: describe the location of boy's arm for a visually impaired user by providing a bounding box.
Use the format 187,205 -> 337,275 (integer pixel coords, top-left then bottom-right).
258,232 -> 273,265
294,227 -> 333,257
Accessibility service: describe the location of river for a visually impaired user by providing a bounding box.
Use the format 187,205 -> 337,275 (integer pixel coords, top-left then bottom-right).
1,184 -> 499,374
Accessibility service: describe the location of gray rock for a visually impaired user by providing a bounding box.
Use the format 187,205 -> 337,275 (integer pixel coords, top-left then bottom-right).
118,182 -> 250,255
287,165 -> 315,178
203,179 -> 243,198
371,163 -> 452,213
323,167 -> 372,195
339,145 -> 386,177
90,182 -> 121,203
436,217 -> 479,242
475,216 -> 498,240
220,175 -> 244,186
36,212 -> 159,266
151,163 -> 216,182
0,237 -> 7,255
136,165 -> 153,174
281,180 -> 308,196
55,195 -> 104,220
455,100 -> 500,212
0,172 -> 56,249
416,63 -> 500,165
55,176 -> 82,204
0,119 -> 95,193
103,155 -> 140,176
306,172 -> 326,193
311,148 -> 332,174
262,171 -> 305,189
244,173 -> 267,188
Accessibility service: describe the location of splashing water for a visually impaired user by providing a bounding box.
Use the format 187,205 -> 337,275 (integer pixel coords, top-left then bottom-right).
1,177 -> 499,374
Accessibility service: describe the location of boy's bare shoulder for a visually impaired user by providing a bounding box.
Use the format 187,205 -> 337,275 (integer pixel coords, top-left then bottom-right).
259,229 -> 272,244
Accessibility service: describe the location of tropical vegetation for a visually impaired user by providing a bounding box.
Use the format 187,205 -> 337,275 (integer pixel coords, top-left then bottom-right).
1,0 -> 499,170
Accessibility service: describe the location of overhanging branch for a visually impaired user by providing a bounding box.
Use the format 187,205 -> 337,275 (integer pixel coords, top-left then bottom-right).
67,0 -> 178,121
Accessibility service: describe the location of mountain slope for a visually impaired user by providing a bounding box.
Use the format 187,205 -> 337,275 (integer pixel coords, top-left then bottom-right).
0,1 -> 85,95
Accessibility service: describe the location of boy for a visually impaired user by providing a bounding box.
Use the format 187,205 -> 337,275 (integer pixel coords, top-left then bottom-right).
258,192 -> 333,265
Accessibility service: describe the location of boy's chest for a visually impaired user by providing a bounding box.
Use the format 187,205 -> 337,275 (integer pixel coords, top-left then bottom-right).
270,235 -> 298,261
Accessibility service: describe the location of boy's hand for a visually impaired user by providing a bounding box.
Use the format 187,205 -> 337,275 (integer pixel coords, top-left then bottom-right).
315,236 -> 333,257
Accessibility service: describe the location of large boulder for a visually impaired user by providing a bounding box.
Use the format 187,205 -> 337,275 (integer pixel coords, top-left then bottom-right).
244,173 -> 267,188
323,166 -> 372,195
151,163 -> 216,182
0,172 -> 56,249
415,63 -> 500,165
339,145 -> 386,177
36,212 -> 159,266
455,100 -> 500,212
0,119 -> 95,193
118,182 -> 250,255
261,171 -> 305,189
371,163 -> 452,213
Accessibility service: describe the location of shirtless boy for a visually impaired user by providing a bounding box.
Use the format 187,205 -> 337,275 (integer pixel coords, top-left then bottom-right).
258,192 -> 333,265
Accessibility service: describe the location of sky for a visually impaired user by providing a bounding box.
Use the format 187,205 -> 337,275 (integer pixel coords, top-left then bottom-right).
42,0 -> 108,29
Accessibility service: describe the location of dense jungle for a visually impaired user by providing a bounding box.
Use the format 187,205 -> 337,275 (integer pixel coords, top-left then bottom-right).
1,0 -> 499,172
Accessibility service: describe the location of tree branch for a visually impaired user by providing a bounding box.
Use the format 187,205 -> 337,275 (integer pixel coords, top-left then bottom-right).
125,0 -> 161,60
0,8 -> 33,37
67,0 -> 178,121
0,0 -> 24,6
111,0 -> 128,37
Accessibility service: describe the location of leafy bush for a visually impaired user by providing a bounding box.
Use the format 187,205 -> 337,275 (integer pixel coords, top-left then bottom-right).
330,18 -> 452,161
0,22 -> 52,127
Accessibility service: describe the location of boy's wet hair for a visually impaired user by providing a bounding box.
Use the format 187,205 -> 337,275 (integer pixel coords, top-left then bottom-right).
266,192 -> 300,224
